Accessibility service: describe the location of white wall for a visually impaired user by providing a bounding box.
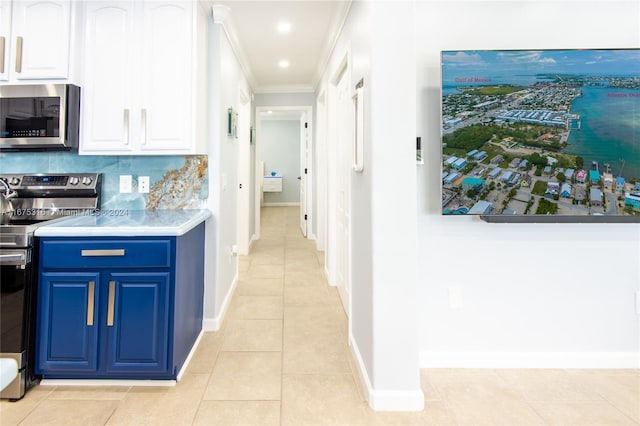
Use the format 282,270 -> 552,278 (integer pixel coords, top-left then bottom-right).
416,0 -> 640,368
254,93 -> 315,108
204,21 -> 251,329
261,120 -> 301,204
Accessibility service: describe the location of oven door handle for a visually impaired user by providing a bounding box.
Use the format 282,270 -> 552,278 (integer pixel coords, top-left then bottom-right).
0,253 -> 26,265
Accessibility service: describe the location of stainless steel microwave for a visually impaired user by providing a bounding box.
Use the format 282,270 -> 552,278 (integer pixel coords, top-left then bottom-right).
0,84 -> 80,151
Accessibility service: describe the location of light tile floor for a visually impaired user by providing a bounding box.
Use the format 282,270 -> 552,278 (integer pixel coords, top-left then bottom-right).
1,206 -> 639,425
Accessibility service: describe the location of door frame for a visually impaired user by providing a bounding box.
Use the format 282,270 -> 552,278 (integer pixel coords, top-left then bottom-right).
236,89 -> 252,255
299,111 -> 309,237
315,89 -> 327,252
254,105 -> 313,240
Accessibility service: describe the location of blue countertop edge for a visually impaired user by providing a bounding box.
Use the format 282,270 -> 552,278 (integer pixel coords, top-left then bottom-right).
34,209 -> 212,237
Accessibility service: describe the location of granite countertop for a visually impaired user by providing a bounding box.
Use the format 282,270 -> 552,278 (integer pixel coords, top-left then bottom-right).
34,209 -> 211,237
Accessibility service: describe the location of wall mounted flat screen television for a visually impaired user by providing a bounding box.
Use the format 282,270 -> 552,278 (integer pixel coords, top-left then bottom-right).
440,49 -> 640,222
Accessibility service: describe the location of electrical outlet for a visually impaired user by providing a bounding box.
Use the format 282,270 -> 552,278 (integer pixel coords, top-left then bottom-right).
139,176 -> 150,193
119,175 -> 132,193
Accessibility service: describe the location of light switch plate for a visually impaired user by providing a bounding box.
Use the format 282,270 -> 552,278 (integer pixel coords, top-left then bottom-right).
119,175 -> 132,193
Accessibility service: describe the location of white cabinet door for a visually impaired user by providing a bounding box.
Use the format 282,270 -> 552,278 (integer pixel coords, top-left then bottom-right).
81,1 -> 199,155
140,1 -> 193,152
0,1 -> 12,81
81,2 -> 136,153
10,0 -> 71,80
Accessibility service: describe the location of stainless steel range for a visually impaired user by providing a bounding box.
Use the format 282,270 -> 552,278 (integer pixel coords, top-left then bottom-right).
0,173 -> 101,400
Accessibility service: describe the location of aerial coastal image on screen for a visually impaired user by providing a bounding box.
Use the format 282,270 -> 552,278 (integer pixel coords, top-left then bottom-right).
440,49 -> 640,217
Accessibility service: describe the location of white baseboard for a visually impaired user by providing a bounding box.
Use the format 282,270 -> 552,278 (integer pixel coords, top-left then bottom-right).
420,351 -> 640,369
249,234 -> 258,251
324,264 -> 335,287
349,337 -> 372,402
350,336 -> 425,411
202,318 -> 217,332
370,390 -> 425,412
176,330 -> 204,381
263,202 -> 300,207
203,272 -> 238,332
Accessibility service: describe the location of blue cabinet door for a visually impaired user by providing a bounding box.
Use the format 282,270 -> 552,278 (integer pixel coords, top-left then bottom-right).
37,272 -> 100,373
105,272 -> 170,375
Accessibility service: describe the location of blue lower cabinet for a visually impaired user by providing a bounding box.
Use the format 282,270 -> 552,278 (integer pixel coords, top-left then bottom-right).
106,272 -> 170,374
37,272 -> 100,373
36,224 -> 205,380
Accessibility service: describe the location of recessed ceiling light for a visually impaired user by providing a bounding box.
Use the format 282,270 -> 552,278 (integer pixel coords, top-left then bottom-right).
278,60 -> 289,68
277,21 -> 291,33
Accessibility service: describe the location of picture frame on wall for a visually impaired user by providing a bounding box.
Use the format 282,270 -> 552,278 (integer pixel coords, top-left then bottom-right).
440,48 -> 640,223
416,136 -> 424,164
228,108 -> 238,138
352,78 -> 365,172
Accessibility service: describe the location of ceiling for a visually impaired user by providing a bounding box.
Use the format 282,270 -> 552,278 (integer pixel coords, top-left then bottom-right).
212,1 -> 352,94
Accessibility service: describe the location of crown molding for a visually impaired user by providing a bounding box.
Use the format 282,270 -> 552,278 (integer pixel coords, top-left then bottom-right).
311,0 -> 353,91
211,3 -> 259,90
211,4 -> 230,24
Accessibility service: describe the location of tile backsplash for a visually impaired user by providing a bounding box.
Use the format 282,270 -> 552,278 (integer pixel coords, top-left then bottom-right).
0,152 -> 208,211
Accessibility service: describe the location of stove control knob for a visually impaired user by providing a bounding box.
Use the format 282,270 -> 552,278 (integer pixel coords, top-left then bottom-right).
81,176 -> 93,186
69,176 -> 80,185
9,177 -> 20,186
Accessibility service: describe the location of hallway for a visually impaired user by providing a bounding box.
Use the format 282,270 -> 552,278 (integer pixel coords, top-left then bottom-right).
196,206 -> 365,424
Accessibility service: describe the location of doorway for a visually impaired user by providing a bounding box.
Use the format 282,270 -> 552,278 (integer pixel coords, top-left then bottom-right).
253,106 -> 313,242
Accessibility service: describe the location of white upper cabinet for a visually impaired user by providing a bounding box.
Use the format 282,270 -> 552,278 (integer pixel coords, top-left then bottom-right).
1,0 -> 75,82
0,1 -> 11,81
140,2 -> 192,152
81,2 -> 136,153
80,1 -> 207,155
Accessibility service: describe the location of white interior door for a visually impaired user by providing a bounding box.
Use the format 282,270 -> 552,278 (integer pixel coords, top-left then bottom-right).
335,70 -> 351,315
299,112 -> 308,237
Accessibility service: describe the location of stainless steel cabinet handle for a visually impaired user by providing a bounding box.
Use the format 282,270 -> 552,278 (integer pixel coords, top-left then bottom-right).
81,249 -> 125,257
124,109 -> 130,145
87,281 -> 95,326
141,108 -> 148,145
107,281 -> 115,326
0,36 -> 5,74
15,36 -> 23,73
